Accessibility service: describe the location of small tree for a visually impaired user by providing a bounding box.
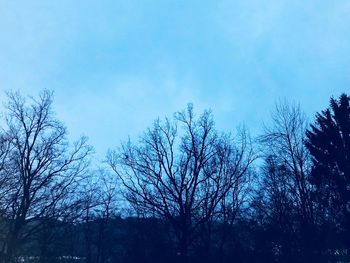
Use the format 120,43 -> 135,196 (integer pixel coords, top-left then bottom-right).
107,104 -> 255,262
80,170 -> 120,263
95,169 -> 120,263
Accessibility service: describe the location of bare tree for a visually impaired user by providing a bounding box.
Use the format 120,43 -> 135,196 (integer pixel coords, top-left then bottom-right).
258,100 -> 315,259
81,179 -> 101,263
79,168 -> 120,263
95,169 -> 120,263
107,104 -> 255,262
259,101 -> 313,222
216,164 -> 254,261
0,90 -> 93,262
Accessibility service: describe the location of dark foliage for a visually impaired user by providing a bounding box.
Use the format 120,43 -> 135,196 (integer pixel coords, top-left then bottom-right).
306,93 -> 350,252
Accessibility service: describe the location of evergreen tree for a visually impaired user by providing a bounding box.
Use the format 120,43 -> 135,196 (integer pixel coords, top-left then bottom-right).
305,93 -> 350,250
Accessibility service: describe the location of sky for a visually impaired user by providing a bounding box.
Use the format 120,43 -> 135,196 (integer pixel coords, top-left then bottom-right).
0,0 -> 350,161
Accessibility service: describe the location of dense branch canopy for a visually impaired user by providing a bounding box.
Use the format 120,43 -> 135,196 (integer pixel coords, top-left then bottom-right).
107,105 -> 255,242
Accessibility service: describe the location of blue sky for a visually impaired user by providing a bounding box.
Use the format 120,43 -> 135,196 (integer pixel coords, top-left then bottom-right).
0,0 -> 350,160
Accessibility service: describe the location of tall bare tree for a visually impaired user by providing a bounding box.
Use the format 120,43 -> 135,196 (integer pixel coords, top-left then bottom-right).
258,100 -> 315,260
107,104 -> 255,262
0,90 -> 92,262
259,101 -> 313,222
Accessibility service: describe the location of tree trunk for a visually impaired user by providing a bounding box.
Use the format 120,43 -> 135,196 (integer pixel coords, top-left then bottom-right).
178,229 -> 189,263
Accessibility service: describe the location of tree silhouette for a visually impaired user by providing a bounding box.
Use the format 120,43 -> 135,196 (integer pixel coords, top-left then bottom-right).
107,104 -> 255,262
259,101 -> 314,224
0,90 -> 93,262
306,93 -> 350,250
258,101 -> 317,262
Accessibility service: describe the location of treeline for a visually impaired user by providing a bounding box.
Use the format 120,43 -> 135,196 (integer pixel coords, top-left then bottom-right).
0,90 -> 349,263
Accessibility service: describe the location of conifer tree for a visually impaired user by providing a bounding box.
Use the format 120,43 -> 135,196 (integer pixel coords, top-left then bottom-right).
306,94 -> 350,244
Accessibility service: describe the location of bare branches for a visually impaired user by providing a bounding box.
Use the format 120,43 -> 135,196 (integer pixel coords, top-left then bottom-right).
107,104 -> 255,258
258,100 -> 313,224
0,90 -> 92,261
